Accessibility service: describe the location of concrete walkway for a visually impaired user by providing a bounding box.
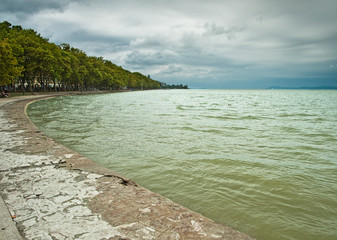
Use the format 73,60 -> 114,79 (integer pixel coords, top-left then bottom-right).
0,95 -> 46,240
0,196 -> 22,239
0,94 -> 254,240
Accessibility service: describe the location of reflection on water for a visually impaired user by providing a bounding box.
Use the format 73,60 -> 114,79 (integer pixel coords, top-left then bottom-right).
28,90 -> 337,240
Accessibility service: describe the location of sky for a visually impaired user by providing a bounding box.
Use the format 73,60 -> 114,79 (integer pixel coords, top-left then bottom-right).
1,0 -> 337,89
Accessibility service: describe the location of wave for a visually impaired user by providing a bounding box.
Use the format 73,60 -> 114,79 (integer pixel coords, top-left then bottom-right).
204,114 -> 268,121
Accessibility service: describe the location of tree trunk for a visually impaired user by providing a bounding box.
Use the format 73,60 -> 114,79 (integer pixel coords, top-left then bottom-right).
53,78 -> 57,92
28,79 -> 33,93
21,78 -> 26,95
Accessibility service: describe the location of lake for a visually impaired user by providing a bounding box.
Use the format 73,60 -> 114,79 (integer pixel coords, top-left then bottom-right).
28,90 -> 337,240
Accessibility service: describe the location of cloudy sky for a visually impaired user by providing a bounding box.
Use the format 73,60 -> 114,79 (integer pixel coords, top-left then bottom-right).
1,0 -> 337,88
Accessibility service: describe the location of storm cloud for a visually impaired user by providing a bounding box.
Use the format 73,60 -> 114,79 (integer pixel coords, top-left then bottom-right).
0,0 -> 72,17
1,0 -> 337,88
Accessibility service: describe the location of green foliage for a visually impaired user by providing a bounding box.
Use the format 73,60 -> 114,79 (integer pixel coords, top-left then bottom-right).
162,84 -> 188,89
0,21 -> 162,91
0,38 -> 23,86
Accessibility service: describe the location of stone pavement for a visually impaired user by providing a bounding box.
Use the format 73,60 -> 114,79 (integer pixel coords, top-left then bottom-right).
0,95 -> 254,240
0,196 -> 22,239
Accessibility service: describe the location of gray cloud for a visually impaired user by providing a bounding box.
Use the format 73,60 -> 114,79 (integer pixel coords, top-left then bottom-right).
125,49 -> 179,66
1,0 -> 337,88
160,65 -> 184,75
0,0 -> 72,18
203,22 -> 244,40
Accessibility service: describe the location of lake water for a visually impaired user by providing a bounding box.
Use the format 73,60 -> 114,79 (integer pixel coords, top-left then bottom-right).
28,90 -> 337,240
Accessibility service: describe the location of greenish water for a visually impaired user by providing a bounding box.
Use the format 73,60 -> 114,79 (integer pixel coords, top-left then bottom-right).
28,90 -> 337,240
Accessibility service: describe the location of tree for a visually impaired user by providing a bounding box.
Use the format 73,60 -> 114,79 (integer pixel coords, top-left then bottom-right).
0,38 -> 23,87
0,21 -> 163,92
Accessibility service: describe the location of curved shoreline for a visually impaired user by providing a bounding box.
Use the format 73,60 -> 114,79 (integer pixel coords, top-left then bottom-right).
0,94 -> 254,240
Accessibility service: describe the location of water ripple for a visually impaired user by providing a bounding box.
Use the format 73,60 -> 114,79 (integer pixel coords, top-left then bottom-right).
28,90 -> 337,240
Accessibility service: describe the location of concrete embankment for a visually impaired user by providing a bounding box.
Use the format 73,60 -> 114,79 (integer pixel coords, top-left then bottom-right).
0,94 -> 254,240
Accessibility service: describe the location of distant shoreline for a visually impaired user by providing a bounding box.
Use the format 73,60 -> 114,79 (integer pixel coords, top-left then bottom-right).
188,87 -> 337,90
267,86 -> 337,90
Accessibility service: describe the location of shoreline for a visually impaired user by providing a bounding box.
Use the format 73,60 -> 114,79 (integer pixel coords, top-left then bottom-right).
0,94 -> 254,240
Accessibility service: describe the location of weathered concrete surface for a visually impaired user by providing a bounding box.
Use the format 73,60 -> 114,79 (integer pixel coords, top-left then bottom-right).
0,196 -> 23,240
0,94 -> 255,240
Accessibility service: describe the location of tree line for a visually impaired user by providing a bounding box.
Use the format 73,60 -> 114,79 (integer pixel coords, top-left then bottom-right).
0,21 -> 161,93
161,84 -> 189,89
